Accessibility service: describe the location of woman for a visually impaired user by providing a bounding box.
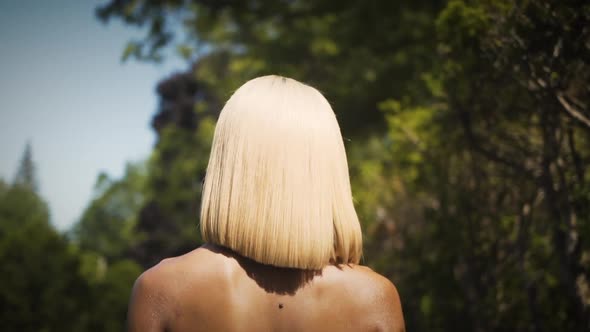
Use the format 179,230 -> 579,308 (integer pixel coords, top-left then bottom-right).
127,75 -> 405,331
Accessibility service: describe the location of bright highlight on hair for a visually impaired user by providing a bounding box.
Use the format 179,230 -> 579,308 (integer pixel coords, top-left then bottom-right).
200,75 -> 362,269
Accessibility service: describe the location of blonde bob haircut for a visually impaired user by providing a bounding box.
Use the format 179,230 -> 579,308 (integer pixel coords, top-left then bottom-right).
200,75 -> 362,269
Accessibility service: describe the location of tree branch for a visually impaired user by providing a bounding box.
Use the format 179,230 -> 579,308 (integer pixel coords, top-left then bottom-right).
557,92 -> 590,129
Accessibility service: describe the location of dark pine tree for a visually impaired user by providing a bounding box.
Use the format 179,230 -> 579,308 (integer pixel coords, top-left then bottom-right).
13,141 -> 38,192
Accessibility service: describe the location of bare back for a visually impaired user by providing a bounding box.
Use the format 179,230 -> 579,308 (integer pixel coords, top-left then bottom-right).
127,245 -> 405,332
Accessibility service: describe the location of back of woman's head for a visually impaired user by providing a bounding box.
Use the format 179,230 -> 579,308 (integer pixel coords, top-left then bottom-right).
200,75 -> 362,269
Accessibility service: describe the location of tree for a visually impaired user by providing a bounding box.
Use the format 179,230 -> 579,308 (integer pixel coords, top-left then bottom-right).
433,1 -> 590,329
1,171 -> 142,331
96,0 -> 445,136
72,163 -> 147,262
0,179 -> 92,331
0,178 -> 48,236
369,1 -> 590,330
13,141 -> 38,192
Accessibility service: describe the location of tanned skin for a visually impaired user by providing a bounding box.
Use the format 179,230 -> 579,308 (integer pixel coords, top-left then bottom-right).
127,244 -> 405,332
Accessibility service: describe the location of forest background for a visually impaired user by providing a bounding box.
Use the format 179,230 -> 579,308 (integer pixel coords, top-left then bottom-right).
1,0 -> 589,331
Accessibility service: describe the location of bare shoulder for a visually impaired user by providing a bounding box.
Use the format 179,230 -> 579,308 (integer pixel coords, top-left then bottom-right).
134,246 -> 221,292
327,265 -> 406,332
127,256 -> 180,332
127,246 -> 228,332
143,244 -> 232,283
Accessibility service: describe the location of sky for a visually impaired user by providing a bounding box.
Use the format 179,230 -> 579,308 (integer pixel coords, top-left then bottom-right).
0,1 -> 185,230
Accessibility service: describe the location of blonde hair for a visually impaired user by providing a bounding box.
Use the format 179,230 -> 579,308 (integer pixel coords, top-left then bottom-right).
200,75 -> 362,269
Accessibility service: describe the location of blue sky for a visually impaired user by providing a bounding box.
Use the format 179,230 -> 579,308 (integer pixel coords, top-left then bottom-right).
0,1 -> 185,230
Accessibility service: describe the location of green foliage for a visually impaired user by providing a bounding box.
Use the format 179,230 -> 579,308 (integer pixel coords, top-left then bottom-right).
72,163 -> 147,261
0,222 -> 91,331
0,178 -> 142,331
0,182 -> 90,331
98,0 -> 446,136
0,180 -> 49,235
130,77 -> 217,266
84,258 -> 142,331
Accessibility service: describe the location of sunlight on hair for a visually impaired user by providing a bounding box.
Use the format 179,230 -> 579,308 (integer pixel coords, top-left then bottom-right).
200,75 -> 362,269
